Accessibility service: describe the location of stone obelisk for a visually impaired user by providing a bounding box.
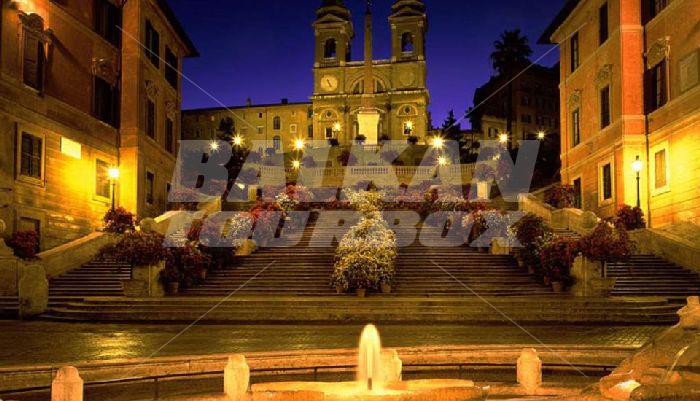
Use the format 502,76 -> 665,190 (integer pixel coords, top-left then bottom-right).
357,0 -> 380,145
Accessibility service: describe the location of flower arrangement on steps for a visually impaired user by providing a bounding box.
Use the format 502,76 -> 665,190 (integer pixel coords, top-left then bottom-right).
330,190 -> 397,297
512,210 -> 636,294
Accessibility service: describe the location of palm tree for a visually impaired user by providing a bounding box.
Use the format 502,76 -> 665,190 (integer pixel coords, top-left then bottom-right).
490,29 -> 532,148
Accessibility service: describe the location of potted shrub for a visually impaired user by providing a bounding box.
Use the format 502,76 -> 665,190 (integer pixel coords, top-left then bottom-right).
513,214 -> 553,269
103,207 -> 135,233
579,222 -> 632,296
111,232 -> 167,297
541,238 -> 578,293
615,205 -> 646,230
8,230 -> 39,260
161,264 -> 182,295
355,134 -> 367,145
544,185 -> 576,209
344,255 -> 377,298
407,135 -> 419,145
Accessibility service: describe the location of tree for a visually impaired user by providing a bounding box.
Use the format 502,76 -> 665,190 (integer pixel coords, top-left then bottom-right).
441,110 -> 462,143
217,117 -> 235,142
489,29 -> 532,148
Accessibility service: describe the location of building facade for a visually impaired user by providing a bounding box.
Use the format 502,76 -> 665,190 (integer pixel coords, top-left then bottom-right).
470,64 -> 560,147
542,0 -> 700,227
182,0 -> 430,152
0,0 -> 196,250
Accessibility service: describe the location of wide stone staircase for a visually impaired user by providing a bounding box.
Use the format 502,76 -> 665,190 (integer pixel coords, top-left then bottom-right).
0,296 -> 18,318
48,257 -> 132,298
550,227 -> 700,301
392,225 -> 551,297
184,215 -> 340,296
608,255 -> 700,300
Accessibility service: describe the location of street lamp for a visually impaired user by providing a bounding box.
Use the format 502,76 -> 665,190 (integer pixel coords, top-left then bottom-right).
632,156 -> 643,208
437,156 -> 448,166
232,135 -> 244,147
209,141 -> 220,152
291,160 -> 301,170
108,167 -> 120,211
498,133 -> 509,145
536,131 -> 546,140
431,136 -> 444,149
294,138 -> 305,151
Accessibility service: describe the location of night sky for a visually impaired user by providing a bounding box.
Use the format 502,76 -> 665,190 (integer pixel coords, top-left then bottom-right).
168,0 -> 562,127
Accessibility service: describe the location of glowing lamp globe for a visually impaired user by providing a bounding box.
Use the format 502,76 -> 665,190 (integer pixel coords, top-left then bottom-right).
632,157 -> 643,173
108,168 -> 120,180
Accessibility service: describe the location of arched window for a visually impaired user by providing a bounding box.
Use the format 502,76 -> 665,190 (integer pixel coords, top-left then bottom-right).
273,116 -> 281,130
324,38 -> 337,59
273,136 -> 281,151
401,32 -> 414,53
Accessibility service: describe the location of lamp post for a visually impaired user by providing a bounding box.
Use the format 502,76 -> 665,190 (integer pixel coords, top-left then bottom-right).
108,167 -> 120,211
632,156 -> 643,209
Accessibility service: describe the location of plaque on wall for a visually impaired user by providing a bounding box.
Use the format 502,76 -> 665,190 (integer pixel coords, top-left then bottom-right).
680,50 -> 699,94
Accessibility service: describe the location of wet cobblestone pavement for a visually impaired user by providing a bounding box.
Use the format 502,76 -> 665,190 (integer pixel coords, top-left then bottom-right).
0,321 -> 666,367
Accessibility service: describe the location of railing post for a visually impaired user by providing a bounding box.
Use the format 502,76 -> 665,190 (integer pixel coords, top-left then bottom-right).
154,377 -> 159,400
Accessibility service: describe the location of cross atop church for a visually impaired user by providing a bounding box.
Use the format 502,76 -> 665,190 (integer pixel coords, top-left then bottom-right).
365,0 -> 372,14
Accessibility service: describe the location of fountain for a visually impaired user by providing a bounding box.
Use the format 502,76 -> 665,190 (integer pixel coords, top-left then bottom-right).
250,324 -> 489,401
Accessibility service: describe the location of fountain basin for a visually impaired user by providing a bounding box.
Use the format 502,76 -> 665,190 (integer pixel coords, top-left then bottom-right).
251,379 -> 488,401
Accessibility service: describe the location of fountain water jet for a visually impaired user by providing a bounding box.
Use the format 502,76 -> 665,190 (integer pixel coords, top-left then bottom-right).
358,324 -> 382,391
249,324 -> 488,400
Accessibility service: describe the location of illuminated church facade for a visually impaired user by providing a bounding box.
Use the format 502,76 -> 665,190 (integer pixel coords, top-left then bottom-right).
182,0 -> 431,151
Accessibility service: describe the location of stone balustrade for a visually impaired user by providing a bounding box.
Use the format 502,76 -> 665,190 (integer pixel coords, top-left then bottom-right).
260,164 -> 476,187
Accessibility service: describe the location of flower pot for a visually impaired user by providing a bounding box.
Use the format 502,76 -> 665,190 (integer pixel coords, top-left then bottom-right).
336,286 -> 344,294
543,276 -> 551,286
356,288 -> 367,298
166,282 -> 180,295
551,281 -> 563,293
516,256 -> 525,269
197,269 -> 207,281
527,265 -> 536,275
380,283 -> 392,294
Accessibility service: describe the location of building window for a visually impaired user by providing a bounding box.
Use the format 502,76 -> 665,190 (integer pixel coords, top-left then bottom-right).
644,0 -> 669,23
325,127 -> 333,139
308,125 -> 314,139
165,47 -> 179,89
646,61 -> 667,113
290,124 -> 297,134
600,86 -> 611,128
144,20 -> 159,68
401,32 -> 414,53
20,132 -> 43,179
257,126 -> 263,134
165,118 -> 175,154
146,171 -> 155,204
601,162 -> 613,201
146,98 -> 156,139
573,178 -> 582,209
273,116 -> 281,130
258,112 -> 263,119
324,38 -> 337,59
95,159 -> 111,199
570,32 -> 580,73
272,136 -> 281,151
94,0 -> 121,47
93,76 -> 120,127
571,109 -> 581,147
651,142 -> 670,195
23,33 -> 45,91
599,3 -> 609,45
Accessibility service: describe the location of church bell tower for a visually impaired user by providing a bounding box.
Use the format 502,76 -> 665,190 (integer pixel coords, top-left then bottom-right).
313,0 -> 354,68
389,0 -> 427,62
